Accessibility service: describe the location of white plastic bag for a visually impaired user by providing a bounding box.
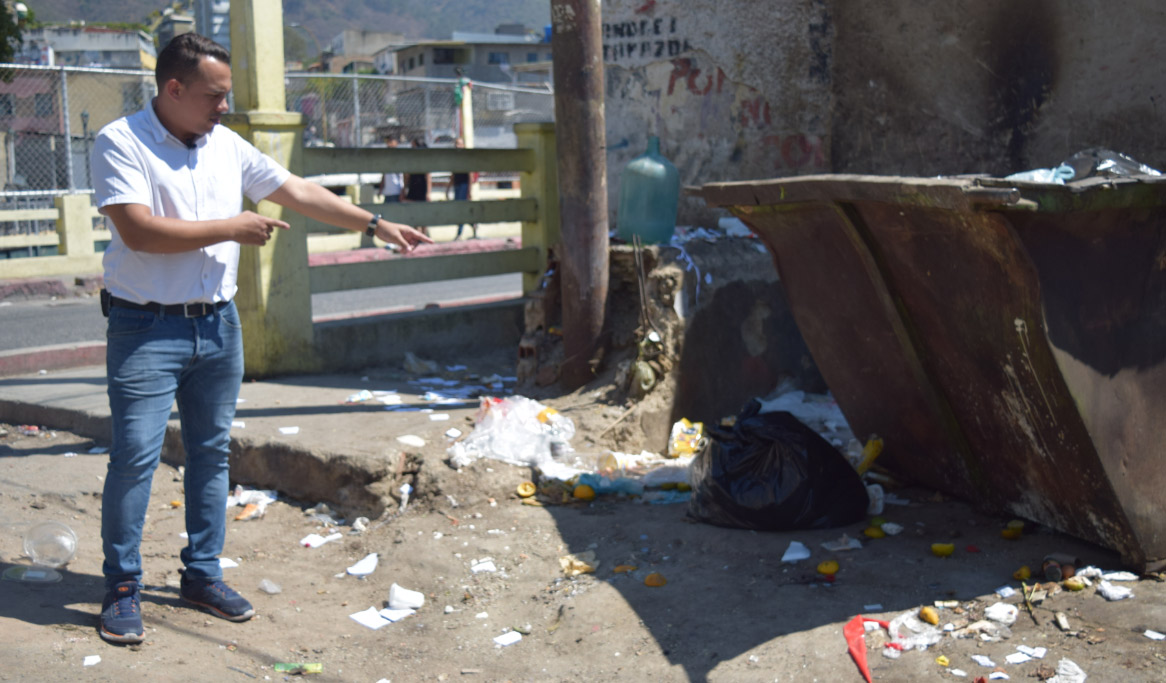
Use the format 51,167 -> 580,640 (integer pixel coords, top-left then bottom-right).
448,396 -> 576,468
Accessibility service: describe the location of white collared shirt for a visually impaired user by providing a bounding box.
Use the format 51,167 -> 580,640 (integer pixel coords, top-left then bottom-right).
91,102 -> 290,305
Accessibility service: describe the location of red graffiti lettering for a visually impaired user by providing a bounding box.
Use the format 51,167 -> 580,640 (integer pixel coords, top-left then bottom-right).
668,58 -> 691,95
761,134 -> 827,171
782,135 -> 812,168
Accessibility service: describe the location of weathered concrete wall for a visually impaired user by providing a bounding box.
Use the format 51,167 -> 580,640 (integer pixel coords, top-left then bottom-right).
829,1 -> 1166,176
602,0 -> 833,226
604,0 -> 1166,223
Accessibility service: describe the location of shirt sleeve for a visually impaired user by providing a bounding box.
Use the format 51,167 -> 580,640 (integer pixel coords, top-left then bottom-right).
239,134 -> 292,203
91,126 -> 151,210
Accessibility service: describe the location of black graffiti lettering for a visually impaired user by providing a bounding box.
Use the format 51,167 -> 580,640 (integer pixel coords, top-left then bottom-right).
667,39 -> 682,56
670,17 -> 677,33
655,41 -> 665,58
654,18 -> 663,35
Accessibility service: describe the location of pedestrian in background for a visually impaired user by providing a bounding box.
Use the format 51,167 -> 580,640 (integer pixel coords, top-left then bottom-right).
90,33 -> 430,646
447,137 -> 478,239
378,135 -> 404,203
403,138 -> 430,236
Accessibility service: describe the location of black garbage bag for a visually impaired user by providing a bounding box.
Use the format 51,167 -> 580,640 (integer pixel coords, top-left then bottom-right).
687,400 -> 869,531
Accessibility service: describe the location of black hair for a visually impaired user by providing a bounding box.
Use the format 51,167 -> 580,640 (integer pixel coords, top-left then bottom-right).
155,33 -> 231,89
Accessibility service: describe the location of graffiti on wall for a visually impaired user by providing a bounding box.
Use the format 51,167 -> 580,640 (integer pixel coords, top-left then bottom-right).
603,16 -> 694,63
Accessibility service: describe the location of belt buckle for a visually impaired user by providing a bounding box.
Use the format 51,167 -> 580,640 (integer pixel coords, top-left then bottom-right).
183,302 -> 207,318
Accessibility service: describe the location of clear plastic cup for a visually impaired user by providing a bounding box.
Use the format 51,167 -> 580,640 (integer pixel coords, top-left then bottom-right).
23,521 -> 78,568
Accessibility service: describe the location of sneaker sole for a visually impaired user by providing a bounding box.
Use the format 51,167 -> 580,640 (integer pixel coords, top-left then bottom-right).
99,624 -> 144,644
182,595 -> 255,622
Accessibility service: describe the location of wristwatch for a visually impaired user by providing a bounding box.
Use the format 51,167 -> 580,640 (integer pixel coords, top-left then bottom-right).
366,214 -> 381,237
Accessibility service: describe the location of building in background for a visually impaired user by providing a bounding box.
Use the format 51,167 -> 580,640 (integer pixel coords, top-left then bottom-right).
387,24 -> 551,85
321,29 -> 407,74
15,25 -> 157,69
156,8 -> 195,50
193,0 -> 229,55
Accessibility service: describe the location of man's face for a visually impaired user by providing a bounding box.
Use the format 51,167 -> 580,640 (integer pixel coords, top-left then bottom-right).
167,56 -> 231,143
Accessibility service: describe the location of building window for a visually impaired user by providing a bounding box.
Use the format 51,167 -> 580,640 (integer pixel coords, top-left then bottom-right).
526,52 -> 539,63
487,52 -> 509,65
419,53 -> 424,66
433,48 -> 458,64
407,57 -> 415,70
0,94 -> 12,117
34,93 -> 54,117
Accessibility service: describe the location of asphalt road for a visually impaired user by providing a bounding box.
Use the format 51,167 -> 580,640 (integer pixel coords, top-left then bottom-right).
0,273 -> 522,352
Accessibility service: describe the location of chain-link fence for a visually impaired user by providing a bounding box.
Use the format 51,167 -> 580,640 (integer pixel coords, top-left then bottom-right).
0,65 -> 554,241
0,65 -> 154,239
284,73 -> 554,149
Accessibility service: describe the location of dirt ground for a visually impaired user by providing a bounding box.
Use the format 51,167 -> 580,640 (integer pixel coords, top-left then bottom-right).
3,394 -> 1166,683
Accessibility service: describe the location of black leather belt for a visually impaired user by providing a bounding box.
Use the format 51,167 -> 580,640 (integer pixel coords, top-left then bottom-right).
108,294 -> 228,318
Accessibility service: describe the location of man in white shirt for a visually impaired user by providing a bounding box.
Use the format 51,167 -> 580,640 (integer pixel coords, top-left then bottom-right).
91,33 -> 430,645
379,135 -> 405,202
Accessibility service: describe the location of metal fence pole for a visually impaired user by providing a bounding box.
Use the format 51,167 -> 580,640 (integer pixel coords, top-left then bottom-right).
59,67 -> 75,192
351,74 -> 361,147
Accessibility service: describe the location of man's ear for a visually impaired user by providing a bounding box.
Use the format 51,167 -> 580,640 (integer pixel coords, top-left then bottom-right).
163,78 -> 183,101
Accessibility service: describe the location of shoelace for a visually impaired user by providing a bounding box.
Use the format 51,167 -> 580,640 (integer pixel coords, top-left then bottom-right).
112,588 -> 138,617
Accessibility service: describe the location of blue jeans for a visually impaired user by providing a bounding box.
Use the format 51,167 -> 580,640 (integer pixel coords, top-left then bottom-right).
102,301 -> 243,590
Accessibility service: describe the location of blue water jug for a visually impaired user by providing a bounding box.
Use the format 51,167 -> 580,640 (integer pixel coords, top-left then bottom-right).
617,136 -> 679,244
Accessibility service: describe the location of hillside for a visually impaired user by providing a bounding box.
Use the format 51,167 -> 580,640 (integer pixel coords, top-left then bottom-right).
27,0 -> 549,46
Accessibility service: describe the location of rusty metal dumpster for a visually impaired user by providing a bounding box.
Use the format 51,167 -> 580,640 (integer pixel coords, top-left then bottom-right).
694,174 -> 1166,571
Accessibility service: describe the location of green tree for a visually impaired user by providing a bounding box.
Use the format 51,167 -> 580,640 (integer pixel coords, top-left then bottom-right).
0,2 -> 24,63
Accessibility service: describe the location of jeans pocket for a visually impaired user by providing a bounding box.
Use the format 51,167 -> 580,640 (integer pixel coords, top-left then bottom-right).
219,302 -> 243,330
106,307 -> 158,338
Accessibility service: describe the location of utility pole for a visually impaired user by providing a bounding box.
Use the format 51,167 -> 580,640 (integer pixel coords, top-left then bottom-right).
550,0 -> 608,388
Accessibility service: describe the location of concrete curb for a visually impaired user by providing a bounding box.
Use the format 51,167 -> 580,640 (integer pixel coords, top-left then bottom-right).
0,393 -> 394,518
0,341 -> 107,377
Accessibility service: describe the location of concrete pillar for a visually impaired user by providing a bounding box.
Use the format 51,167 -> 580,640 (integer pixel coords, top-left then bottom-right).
54,194 -> 95,256
223,0 -> 316,376
516,122 -> 559,295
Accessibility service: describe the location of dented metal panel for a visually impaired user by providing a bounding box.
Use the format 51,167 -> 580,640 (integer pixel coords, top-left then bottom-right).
695,174 -> 1166,571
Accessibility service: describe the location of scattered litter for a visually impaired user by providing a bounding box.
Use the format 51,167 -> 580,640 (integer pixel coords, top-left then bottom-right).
278,426 -> 300,435
397,435 -> 426,448
88,446 -> 108,454
350,606 -> 412,629
273,663 -> 323,675
989,674 -> 1009,681
83,655 -> 100,667
471,559 -> 497,574
644,572 -> 667,587
448,396 -> 576,468
403,351 -> 439,374
984,602 -> 1018,625
429,414 -> 450,421
219,558 -> 239,569
258,578 -> 281,594
822,535 -> 863,552
388,583 -> 425,610
952,620 -> 1011,642
398,483 -> 412,513
494,631 -> 522,647
1047,658 -> 1086,683
444,428 -> 462,439
559,551 -> 598,577
884,493 -> 911,506
345,389 -> 374,403
950,670 -> 967,678
971,654 -> 996,667
305,502 -> 343,526
995,586 -> 1017,598
347,553 -> 378,577
226,486 -> 277,520
63,452 -> 77,457
886,610 -> 942,652
781,541 -> 811,562
1017,645 -> 1046,659
378,607 -> 416,622
1145,630 -> 1166,640
1097,580 -> 1133,601
351,517 -> 369,533
475,612 -> 489,619
1102,571 -> 1139,582
300,533 -> 342,548
1054,612 -> 1071,631
231,421 -> 245,428
880,522 -> 904,536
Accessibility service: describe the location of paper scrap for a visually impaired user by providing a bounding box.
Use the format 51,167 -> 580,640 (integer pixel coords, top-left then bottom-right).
279,426 -> 300,435
350,606 -> 393,630
377,607 -> 415,622
347,553 -> 378,577
471,559 -> 497,573
444,428 -> 462,439
995,586 -> 1017,598
1145,630 -> 1166,640
397,435 -> 426,448
1017,645 -> 1047,659
219,557 -> 239,569
1005,652 -> 1032,665
781,541 -> 811,563
494,631 -> 522,647
231,421 -> 245,428
300,532 -> 343,548
971,654 -> 996,667
83,655 -> 101,666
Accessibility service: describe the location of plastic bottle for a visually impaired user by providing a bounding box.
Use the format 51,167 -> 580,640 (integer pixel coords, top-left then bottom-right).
617,136 -> 680,244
